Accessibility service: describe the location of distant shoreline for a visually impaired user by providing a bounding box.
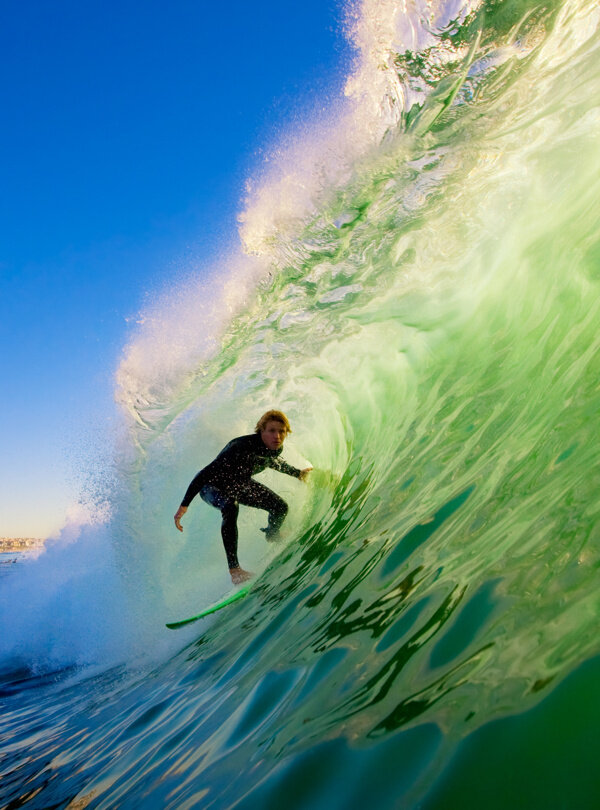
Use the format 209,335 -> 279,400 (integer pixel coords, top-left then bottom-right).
0,538 -> 45,553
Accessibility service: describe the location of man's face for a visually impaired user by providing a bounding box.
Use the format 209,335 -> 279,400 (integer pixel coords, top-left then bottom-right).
260,420 -> 287,450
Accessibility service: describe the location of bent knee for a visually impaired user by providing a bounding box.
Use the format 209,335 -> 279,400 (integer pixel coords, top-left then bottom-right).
221,500 -> 239,518
274,497 -> 288,517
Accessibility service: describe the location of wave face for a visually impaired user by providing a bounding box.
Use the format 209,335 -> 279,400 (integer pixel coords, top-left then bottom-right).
2,1 -> 600,807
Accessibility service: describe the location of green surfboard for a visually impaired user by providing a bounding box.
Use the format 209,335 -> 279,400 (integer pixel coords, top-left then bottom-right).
166,584 -> 251,629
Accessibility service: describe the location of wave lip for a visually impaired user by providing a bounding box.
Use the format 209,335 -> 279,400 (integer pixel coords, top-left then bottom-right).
3,1 -> 600,808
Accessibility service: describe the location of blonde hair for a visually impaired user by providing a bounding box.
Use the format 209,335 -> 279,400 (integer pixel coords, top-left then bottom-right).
255,409 -> 292,434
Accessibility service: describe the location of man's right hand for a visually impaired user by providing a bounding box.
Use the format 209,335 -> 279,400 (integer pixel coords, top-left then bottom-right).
174,505 -> 187,532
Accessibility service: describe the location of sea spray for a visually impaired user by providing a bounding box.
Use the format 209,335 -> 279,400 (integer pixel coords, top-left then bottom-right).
2,1 -> 600,807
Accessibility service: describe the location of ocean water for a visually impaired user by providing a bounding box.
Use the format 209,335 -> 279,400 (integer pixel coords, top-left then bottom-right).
0,552 -> 23,577
2,0 -> 600,807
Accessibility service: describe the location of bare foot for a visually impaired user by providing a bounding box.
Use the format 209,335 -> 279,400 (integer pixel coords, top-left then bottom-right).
229,567 -> 253,585
260,527 -> 283,542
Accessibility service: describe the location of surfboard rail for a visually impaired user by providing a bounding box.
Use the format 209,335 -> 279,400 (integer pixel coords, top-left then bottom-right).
166,584 -> 251,629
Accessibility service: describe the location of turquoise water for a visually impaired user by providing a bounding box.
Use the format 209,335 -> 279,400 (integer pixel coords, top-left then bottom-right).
2,0 -> 600,807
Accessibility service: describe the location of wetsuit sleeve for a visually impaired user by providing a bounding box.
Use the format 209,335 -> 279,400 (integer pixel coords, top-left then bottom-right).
180,470 -> 207,507
267,457 -> 302,478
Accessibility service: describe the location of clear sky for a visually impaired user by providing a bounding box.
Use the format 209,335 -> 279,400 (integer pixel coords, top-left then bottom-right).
0,0 -> 351,538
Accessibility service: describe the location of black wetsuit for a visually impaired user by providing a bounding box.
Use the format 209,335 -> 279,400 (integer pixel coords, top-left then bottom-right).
180,433 -> 302,569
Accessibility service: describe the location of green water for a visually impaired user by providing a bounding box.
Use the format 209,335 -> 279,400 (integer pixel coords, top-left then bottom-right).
2,1 -> 600,807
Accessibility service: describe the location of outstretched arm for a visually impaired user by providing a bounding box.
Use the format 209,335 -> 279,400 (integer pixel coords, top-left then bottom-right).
175,469 -> 208,530
270,456 -> 313,480
180,469 -> 206,508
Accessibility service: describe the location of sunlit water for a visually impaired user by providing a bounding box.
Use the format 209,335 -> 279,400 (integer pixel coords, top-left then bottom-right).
2,1 -> 600,807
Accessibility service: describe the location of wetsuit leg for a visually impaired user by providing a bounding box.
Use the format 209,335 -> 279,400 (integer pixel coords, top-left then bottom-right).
234,480 -> 289,537
200,485 -> 240,569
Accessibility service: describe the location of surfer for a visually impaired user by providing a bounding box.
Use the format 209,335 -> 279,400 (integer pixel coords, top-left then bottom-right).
174,410 -> 312,584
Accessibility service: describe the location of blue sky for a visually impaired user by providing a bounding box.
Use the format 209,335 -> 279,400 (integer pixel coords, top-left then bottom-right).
0,0 -> 351,538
